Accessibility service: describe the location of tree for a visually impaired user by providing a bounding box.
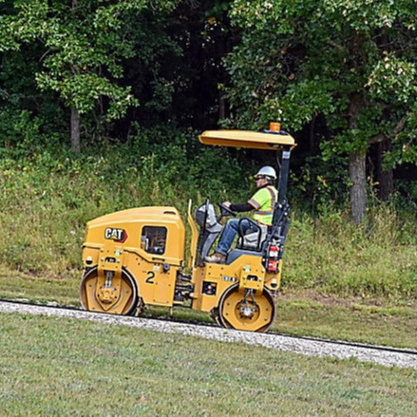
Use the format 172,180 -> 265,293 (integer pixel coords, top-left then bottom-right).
0,0 -> 176,152
225,0 -> 417,224
130,0 -> 237,130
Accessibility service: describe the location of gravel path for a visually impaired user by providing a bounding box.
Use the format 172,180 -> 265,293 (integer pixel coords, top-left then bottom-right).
1,301 -> 416,370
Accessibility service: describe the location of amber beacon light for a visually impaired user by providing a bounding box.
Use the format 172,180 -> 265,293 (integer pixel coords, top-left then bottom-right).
269,122 -> 281,131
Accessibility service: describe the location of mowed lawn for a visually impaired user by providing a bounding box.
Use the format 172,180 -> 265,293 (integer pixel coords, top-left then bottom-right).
0,312 -> 416,416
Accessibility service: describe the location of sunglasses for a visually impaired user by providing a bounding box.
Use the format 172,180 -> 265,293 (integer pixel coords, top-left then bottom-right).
255,176 -> 266,180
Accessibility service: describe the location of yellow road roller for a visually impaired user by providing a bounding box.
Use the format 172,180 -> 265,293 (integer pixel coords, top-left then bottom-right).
80,125 -> 296,332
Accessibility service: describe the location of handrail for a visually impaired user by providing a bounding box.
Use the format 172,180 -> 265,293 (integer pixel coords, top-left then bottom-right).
187,199 -> 199,269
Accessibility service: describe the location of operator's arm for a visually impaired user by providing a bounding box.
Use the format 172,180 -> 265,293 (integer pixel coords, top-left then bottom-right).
229,202 -> 253,212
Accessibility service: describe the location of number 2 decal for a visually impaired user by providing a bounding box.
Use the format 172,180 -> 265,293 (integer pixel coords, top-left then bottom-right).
146,271 -> 155,284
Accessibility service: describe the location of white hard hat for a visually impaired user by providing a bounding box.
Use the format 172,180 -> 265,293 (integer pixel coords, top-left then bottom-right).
255,166 -> 277,180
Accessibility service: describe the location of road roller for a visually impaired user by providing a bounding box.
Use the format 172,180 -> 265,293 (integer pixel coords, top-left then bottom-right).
80,125 -> 296,332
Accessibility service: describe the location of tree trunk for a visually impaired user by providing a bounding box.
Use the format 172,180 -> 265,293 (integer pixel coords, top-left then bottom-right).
219,90 -> 226,120
349,151 -> 367,225
71,107 -> 81,153
347,88 -> 367,225
376,140 -> 393,201
309,113 -> 316,152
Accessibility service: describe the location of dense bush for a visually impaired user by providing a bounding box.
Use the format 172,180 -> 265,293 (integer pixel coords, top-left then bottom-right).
0,129 -> 416,302
285,208 -> 417,300
0,126 -> 250,275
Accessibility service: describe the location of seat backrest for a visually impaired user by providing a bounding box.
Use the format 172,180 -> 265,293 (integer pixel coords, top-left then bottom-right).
239,224 -> 268,250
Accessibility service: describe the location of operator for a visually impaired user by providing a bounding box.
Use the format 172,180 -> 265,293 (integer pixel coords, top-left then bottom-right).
206,166 -> 278,264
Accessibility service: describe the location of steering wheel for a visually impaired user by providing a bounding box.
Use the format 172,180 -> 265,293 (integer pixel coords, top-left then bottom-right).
217,202 -> 236,218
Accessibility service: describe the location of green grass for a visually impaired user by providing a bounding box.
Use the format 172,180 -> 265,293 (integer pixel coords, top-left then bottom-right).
284,210 -> 417,299
1,267 -> 416,349
0,147 -> 416,351
0,267 -> 80,306
1,149 -> 416,301
0,312 -> 416,416
273,294 -> 417,349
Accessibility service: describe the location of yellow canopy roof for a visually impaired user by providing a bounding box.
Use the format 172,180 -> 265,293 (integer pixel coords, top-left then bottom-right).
199,130 -> 296,150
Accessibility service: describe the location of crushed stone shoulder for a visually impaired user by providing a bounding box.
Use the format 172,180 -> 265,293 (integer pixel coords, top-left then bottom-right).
1,301 -> 416,370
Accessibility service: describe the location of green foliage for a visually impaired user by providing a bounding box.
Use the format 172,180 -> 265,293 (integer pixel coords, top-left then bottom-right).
225,0 -> 417,224
226,0 -> 417,139
127,124 -> 248,201
0,1 -> 178,123
0,0 -> 416,303
393,180 -> 417,213
0,125 -> 250,275
285,205 -> 417,299
0,131 -> 416,303
0,109 -> 42,155
384,103 -> 417,166
289,154 -> 350,213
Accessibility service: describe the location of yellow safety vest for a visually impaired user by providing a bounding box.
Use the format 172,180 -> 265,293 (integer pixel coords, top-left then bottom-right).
248,185 -> 278,226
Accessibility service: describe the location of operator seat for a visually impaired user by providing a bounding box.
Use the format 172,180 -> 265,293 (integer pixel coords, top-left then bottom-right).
238,223 -> 268,250
225,222 -> 269,265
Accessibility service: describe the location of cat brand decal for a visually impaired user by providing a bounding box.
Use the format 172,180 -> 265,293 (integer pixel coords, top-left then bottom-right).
105,228 -> 128,243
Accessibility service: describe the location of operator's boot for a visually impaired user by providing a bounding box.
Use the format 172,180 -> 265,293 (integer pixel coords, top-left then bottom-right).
205,252 -> 226,264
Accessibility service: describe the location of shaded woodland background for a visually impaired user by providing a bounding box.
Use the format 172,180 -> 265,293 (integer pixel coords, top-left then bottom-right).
1,0 -> 417,223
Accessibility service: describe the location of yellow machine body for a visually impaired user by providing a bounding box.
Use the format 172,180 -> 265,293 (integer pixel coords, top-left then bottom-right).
80,127 -> 295,332
186,206 -> 282,332
81,207 -> 186,312
190,257 -> 283,311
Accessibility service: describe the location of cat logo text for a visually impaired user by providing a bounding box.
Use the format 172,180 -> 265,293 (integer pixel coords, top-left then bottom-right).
105,228 -> 128,243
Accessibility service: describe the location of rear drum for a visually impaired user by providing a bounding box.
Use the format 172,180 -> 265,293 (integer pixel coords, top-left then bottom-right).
217,283 -> 275,332
79,267 -> 138,315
